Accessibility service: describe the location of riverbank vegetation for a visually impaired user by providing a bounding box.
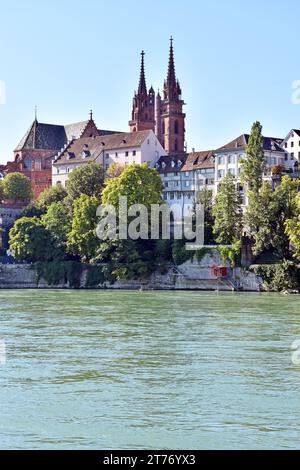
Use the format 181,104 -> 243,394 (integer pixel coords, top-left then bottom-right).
5,122 -> 300,291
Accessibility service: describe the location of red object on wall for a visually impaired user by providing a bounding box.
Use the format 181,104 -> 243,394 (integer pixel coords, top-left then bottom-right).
212,266 -> 228,278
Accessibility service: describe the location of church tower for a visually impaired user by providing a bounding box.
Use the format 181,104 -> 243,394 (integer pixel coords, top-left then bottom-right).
157,38 -> 186,155
129,51 -> 155,132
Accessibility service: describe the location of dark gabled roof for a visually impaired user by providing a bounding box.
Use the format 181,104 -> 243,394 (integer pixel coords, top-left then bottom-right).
14,118 -> 119,153
181,150 -> 215,171
155,154 -> 187,173
53,130 -> 152,165
15,120 -> 67,151
292,129 -> 300,137
15,119 -> 94,152
215,134 -> 284,153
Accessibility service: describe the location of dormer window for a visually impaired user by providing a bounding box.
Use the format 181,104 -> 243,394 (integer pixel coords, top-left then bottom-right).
162,162 -> 166,169
67,152 -> 75,160
178,160 -> 182,167
171,160 -> 175,168
82,150 -> 90,158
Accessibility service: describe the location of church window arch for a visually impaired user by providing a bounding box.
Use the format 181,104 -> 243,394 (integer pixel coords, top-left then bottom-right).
174,120 -> 179,135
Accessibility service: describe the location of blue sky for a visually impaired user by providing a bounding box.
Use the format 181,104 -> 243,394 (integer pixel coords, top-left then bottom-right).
0,0 -> 300,163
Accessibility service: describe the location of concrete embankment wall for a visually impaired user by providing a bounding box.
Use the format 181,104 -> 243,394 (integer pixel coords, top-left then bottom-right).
0,252 -> 263,291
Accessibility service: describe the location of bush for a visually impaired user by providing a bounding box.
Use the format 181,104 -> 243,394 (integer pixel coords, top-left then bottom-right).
250,260 -> 300,291
172,239 -> 193,265
36,261 -> 83,288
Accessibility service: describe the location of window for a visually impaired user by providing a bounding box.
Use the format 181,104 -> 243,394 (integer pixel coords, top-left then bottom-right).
291,141 -> 294,148
291,152 -> 294,158
163,193 -> 167,200
285,142 -> 287,148
147,139 -> 150,145
57,168 -> 60,174
177,193 -> 182,199
174,181 -> 179,187
125,151 -> 129,157
106,153 -> 109,159
285,153 -> 288,161
105,164 -> 109,170
174,121 -> 179,134
185,181 -> 190,187
115,152 -> 118,157
133,150 -> 136,156
170,192 -> 174,200
185,172 -> 189,177
165,182 -> 169,188
174,139 -> 178,152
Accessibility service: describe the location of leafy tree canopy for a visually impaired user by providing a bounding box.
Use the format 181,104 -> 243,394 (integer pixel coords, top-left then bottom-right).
37,184 -> 67,210
102,163 -> 163,209
212,173 -> 242,245
240,121 -> 265,192
66,163 -> 104,199
67,195 -> 100,262
42,202 -> 71,248
9,217 -> 60,262
3,172 -> 32,202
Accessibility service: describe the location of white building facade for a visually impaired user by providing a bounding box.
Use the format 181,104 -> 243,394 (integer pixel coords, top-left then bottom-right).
52,130 -> 165,187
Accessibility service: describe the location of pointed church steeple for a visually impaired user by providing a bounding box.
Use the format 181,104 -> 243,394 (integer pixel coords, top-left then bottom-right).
167,37 -> 176,86
138,50 -> 147,94
158,37 -> 186,155
129,50 -> 155,133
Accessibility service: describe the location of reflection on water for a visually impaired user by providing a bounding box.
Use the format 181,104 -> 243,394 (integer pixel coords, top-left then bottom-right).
0,290 -> 300,449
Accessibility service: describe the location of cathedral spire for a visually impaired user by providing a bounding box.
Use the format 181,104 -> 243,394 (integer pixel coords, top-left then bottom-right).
167,36 -> 176,85
138,50 -> 147,94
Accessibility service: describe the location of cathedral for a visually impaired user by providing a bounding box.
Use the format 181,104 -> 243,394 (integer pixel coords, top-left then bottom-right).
129,37 -> 186,155
0,38 -> 186,199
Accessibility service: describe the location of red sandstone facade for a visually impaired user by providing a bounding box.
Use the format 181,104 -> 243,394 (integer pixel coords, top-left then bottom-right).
130,38 -> 186,156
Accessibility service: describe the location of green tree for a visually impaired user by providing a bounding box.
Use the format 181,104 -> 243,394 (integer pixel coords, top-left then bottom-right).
240,121 -> 265,192
197,187 -> 214,244
42,202 -> 71,249
286,192 -> 300,259
37,184 -> 67,210
66,163 -> 104,199
102,163 -> 163,208
212,173 -> 242,245
106,162 -> 125,178
93,238 -> 157,281
9,217 -> 59,262
21,203 -> 45,218
3,172 -> 32,202
0,180 -> 4,202
246,176 -> 299,257
67,195 -> 100,262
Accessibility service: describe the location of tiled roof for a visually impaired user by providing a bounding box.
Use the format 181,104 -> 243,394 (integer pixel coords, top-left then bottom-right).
15,118 -> 119,153
15,121 -> 67,151
155,154 -> 187,173
53,130 -> 152,165
181,150 -> 214,171
215,134 -> 284,153
64,121 -> 90,142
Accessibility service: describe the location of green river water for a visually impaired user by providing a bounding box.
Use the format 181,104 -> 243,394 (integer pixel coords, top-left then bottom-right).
0,289 -> 299,449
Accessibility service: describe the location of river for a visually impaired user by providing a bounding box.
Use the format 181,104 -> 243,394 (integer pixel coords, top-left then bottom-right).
0,290 -> 299,449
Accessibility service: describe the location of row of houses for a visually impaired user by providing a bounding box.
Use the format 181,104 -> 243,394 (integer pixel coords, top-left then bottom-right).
51,126 -> 300,217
